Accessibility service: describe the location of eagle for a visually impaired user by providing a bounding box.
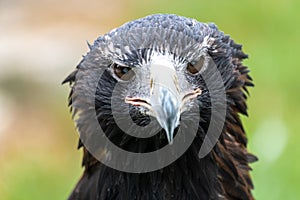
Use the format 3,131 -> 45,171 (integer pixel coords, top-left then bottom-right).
63,14 -> 257,200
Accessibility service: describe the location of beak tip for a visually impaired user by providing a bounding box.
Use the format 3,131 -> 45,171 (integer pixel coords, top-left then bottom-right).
165,128 -> 175,145
167,138 -> 173,145
150,86 -> 180,145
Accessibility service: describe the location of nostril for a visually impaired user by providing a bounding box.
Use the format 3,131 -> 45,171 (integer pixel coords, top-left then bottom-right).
127,98 -> 149,104
125,97 -> 152,110
182,88 -> 202,102
180,88 -> 202,112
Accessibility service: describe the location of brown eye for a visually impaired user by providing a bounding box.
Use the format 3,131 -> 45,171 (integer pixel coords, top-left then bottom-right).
113,63 -> 135,81
186,56 -> 205,75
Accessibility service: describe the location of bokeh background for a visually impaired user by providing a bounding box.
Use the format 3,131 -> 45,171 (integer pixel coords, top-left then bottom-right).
0,0 -> 299,199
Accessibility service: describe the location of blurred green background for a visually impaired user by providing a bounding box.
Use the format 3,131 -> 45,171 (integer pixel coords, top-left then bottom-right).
0,0 -> 299,199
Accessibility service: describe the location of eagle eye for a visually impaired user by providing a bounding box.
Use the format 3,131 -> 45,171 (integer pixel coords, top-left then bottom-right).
186,56 -> 205,75
112,63 -> 135,81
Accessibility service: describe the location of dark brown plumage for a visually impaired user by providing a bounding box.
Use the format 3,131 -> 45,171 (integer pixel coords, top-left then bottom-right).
64,14 -> 257,200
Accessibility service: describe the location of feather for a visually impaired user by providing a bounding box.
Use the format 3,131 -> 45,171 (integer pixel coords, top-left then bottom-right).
64,14 -> 257,200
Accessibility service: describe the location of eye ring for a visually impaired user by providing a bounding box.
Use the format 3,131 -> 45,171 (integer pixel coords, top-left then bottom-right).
186,55 -> 205,75
112,63 -> 135,81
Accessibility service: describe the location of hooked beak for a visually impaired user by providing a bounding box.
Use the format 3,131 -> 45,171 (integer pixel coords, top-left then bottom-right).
125,56 -> 201,144
150,87 -> 180,144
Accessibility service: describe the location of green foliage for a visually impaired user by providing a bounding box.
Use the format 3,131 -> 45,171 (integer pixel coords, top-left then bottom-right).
1,0 -> 299,199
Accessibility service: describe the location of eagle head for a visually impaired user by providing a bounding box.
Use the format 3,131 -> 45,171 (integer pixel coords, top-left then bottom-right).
64,14 -> 256,200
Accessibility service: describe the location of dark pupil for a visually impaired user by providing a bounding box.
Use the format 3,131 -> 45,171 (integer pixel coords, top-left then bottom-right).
187,63 -> 198,74
121,67 -> 129,74
113,64 -> 135,81
187,56 -> 205,75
